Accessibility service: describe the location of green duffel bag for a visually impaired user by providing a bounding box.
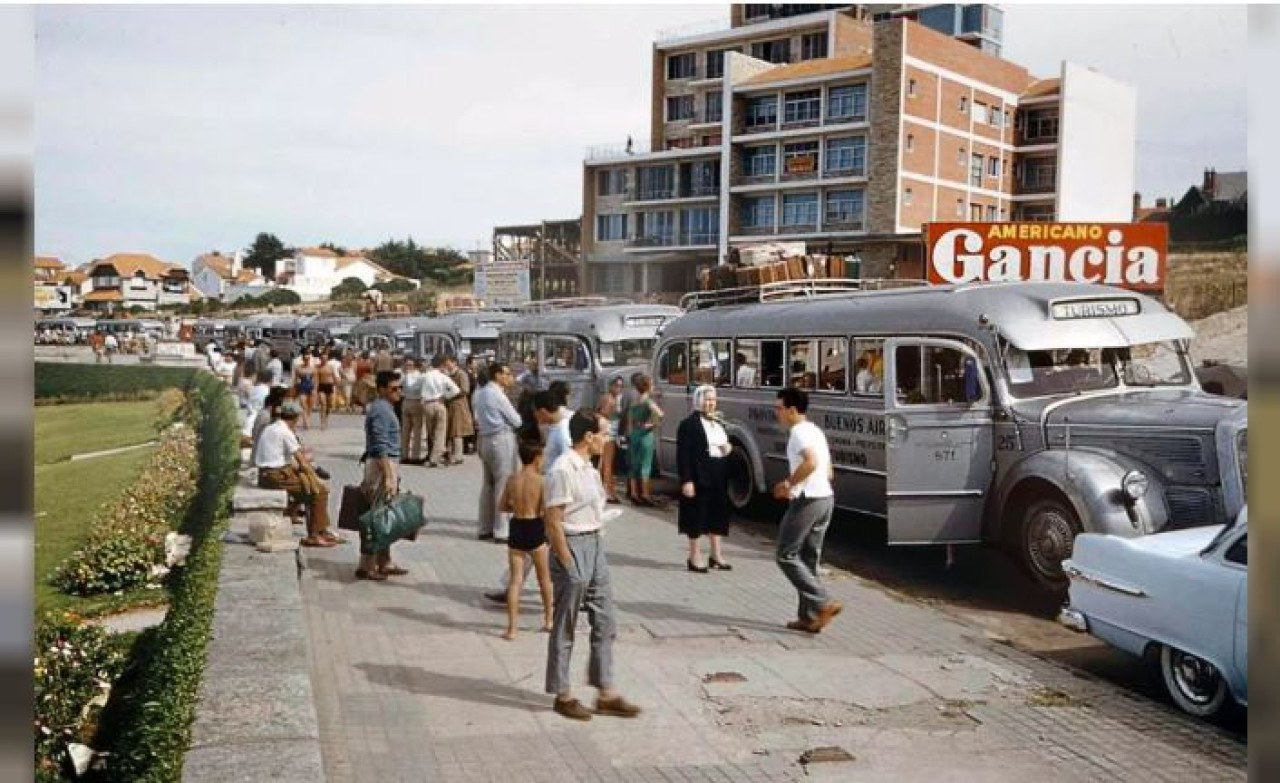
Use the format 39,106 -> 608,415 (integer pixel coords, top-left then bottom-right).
360,491 -> 427,551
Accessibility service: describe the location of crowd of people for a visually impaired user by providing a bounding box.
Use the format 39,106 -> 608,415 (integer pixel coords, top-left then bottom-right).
233,346 -> 843,720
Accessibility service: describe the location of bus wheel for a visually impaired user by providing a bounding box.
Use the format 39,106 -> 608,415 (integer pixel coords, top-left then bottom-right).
725,445 -> 755,512
1018,497 -> 1080,593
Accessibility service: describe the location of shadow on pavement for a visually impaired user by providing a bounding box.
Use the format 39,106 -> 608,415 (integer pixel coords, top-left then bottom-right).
354,663 -> 547,711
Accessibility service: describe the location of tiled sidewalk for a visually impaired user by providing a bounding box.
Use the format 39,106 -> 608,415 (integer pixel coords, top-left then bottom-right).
299,415 -> 1245,783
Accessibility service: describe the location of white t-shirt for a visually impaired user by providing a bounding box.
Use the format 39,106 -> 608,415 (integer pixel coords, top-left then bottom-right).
254,419 -> 300,469
267,358 -> 286,388
786,419 -> 833,499
242,383 -> 270,437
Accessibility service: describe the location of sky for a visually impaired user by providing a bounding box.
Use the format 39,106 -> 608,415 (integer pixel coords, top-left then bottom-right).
34,4 -> 1247,270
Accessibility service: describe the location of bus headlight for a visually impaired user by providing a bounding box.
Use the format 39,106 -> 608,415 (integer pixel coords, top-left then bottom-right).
1122,470 -> 1149,501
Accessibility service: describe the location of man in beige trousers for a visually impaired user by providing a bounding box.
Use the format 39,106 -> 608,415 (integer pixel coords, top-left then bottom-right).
420,353 -> 461,467
399,358 -> 427,464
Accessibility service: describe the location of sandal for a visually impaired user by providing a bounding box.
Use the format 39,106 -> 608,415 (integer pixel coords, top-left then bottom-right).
381,565 -> 409,576
319,531 -> 347,544
300,537 -> 337,548
355,569 -> 387,581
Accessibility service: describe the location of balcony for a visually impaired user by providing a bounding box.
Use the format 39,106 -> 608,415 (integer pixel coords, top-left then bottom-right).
1017,172 -> 1057,195
679,182 -> 721,198
625,231 -> 719,249
632,186 -> 676,202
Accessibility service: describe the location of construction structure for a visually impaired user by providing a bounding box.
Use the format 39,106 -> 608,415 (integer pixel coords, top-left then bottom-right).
491,219 -> 582,300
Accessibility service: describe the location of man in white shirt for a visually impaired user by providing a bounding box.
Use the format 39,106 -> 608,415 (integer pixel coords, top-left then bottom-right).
241,370 -> 272,446
771,386 -> 842,634
543,409 -> 640,722
267,349 -> 287,390
399,358 -> 427,463
254,401 -> 336,548
420,354 -> 461,467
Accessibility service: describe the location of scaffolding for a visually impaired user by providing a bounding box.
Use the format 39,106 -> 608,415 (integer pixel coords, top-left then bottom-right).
492,219 -> 582,300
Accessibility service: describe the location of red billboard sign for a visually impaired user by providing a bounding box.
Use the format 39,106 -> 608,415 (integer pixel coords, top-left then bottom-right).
923,222 -> 1168,290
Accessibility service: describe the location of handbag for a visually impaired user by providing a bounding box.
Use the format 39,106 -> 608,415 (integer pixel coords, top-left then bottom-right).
359,489 -> 427,551
338,484 -> 369,531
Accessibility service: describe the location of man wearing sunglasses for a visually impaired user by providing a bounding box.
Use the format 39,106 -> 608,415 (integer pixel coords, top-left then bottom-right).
358,370 -> 409,581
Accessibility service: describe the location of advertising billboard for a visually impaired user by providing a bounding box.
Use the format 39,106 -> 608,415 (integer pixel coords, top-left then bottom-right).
474,261 -> 531,308
34,284 -> 73,311
923,222 -> 1168,291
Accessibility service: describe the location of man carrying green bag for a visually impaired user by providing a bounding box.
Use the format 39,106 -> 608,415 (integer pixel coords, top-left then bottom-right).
361,487 -> 426,553
357,370 -> 419,581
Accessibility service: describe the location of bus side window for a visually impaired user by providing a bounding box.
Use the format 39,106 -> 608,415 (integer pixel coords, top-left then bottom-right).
659,342 -> 688,386
692,339 -> 732,386
852,338 -> 885,395
735,339 -> 760,388
894,344 -> 981,405
760,339 -> 785,388
819,338 -> 848,392
788,338 -> 817,390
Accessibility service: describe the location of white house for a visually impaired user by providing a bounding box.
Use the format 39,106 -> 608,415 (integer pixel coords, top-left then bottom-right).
281,247 -> 419,302
192,252 -> 264,300
82,253 -> 192,312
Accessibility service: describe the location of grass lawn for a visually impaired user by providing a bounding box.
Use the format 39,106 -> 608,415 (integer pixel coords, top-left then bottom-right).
35,400 -> 158,466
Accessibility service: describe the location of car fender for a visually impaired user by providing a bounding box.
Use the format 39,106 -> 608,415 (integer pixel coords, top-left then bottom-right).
997,449 -> 1170,539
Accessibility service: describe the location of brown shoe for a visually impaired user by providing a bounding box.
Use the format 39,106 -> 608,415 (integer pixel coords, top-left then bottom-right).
594,696 -> 641,718
786,619 -> 819,633
381,565 -> 409,576
355,569 -> 387,582
813,600 -> 844,631
553,698 -> 593,721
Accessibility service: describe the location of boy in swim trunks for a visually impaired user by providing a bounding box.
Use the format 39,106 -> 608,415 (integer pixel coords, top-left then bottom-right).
499,438 -> 554,640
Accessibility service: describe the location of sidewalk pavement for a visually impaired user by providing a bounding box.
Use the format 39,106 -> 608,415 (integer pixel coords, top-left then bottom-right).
298,415 -> 1246,783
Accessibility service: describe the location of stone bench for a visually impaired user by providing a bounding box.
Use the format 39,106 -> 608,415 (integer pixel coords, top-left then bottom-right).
232,482 -> 296,553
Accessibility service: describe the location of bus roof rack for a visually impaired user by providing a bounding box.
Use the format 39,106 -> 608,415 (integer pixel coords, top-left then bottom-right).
517,296 -> 633,314
679,278 -> 932,311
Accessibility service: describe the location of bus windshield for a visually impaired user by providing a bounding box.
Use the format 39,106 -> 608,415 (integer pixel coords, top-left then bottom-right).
1002,340 -> 1191,398
598,339 -> 656,368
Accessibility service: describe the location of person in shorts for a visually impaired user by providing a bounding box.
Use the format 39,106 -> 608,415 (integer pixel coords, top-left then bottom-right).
498,438 -> 554,640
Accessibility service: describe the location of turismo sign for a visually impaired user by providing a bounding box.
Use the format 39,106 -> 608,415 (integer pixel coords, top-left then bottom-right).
923,222 -> 1168,291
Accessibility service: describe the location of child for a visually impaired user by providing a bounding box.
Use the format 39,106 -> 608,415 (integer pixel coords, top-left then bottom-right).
498,438 -> 554,640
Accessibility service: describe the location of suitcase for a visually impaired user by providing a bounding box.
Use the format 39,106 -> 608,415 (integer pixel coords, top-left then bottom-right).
786,257 -> 806,280
338,484 -> 370,531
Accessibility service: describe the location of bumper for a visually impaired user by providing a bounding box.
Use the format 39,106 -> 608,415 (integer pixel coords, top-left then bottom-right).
1057,606 -> 1089,633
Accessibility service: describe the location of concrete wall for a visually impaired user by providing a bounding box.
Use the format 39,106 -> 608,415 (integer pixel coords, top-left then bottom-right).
1163,251 -> 1248,321
1055,61 -> 1136,222
867,21 -> 904,234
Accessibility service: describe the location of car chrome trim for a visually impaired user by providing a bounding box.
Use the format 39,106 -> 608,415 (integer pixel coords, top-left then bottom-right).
1063,564 -> 1147,597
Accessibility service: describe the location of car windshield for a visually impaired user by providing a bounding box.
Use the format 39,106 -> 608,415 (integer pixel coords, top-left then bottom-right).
1002,340 -> 1191,398
598,339 -> 656,368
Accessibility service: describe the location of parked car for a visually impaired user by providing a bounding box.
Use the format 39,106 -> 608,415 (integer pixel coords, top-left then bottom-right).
1059,508 -> 1248,718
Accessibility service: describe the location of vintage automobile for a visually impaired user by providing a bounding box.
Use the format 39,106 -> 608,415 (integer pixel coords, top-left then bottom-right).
1059,507 -> 1248,718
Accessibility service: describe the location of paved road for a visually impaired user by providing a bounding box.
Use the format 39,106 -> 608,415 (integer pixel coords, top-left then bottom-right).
300,414 -> 1245,782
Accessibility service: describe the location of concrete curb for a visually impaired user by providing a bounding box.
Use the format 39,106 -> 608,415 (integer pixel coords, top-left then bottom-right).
182,514 -> 324,782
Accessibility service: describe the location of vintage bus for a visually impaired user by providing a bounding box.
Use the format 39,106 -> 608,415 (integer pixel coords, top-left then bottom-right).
192,318 -> 235,352
413,311 -> 514,362
262,316 -> 309,363
653,280 -> 1248,590
300,314 -> 362,351
348,315 -> 437,355
497,298 -> 683,408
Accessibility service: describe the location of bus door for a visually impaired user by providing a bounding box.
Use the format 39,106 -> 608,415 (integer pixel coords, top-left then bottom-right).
883,338 -> 993,544
541,334 -> 595,407
654,340 -> 692,473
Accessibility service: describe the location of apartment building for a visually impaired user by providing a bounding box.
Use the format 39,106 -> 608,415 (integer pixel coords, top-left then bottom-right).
582,4 -> 1135,296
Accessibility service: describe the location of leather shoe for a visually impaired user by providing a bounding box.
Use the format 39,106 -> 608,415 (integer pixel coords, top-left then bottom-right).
686,559 -> 709,573
813,600 -> 844,631
477,533 -> 495,541
355,569 -> 387,582
553,698 -> 593,721
595,695 -> 641,718
484,591 -> 507,604
381,565 -> 409,576
708,558 -> 733,571
786,618 -> 819,633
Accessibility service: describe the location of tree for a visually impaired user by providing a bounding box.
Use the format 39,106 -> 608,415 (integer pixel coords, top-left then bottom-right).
257,288 -> 302,307
331,276 -> 368,300
372,278 -> 417,295
320,241 -> 349,257
243,233 -> 291,279
406,285 -> 438,312
369,238 -> 472,287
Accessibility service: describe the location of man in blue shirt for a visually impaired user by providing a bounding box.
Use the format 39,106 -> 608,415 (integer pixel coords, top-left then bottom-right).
358,370 -> 407,581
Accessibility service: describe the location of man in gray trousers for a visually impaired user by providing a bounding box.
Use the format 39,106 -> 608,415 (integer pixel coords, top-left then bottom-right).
771,386 -> 843,634
543,410 -> 641,721
472,362 -> 522,541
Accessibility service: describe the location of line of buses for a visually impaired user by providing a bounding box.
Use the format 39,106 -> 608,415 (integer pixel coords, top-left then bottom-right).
196,280 -> 1248,591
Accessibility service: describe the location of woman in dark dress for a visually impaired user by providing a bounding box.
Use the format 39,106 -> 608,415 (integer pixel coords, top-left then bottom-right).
676,384 -> 734,573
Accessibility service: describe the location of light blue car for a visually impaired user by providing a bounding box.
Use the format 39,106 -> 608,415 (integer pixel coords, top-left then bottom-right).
1059,508 -> 1248,719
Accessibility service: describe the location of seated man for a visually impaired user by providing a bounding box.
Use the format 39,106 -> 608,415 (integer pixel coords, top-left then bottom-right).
254,400 -> 338,548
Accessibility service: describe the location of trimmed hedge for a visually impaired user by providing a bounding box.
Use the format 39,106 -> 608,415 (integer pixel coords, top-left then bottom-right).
34,365 -> 240,782
35,364 -> 200,405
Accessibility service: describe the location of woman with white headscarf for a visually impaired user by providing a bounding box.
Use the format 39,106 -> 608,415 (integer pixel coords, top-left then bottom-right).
676,384 -> 734,572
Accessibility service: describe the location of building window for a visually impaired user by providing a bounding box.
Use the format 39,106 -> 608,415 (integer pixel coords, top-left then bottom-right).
825,189 -> 865,228
906,133 -> 915,152
666,95 -> 695,122
970,203 -> 983,221
800,31 -> 828,61
705,47 -> 737,80
827,83 -> 867,122
959,95 -> 968,113
908,78 -> 917,98
1023,108 -> 1059,140
742,145 -> 777,178
956,198 -> 964,217
986,204 -> 998,221
750,38 -> 791,64
667,52 -> 697,80
971,153 -> 984,187
596,169 -> 627,197
904,187 -> 914,206
988,157 -> 1001,178
636,211 -> 675,245
973,102 -> 989,125
745,95 -> 778,129
781,193 -> 819,228
740,195 -> 775,229
825,136 -> 867,176
781,140 -> 819,177
681,207 -> 718,245
1019,157 -> 1057,192
958,146 -> 966,165
595,214 -> 628,242
705,91 -> 723,123
685,159 -> 720,196
637,165 -> 675,200
990,105 -> 1004,128
783,89 -> 821,125
1017,203 -> 1056,222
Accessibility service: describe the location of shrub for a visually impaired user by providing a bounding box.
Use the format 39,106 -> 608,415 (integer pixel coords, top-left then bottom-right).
53,423 -> 199,596
36,365 -> 196,404
34,613 -> 126,782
